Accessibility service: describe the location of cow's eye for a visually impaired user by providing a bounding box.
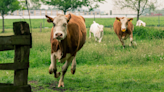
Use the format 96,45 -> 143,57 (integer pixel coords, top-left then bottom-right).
53,23 -> 55,27
63,23 -> 67,26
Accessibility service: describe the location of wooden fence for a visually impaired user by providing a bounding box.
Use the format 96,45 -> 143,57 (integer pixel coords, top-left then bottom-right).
7,10 -> 101,16
0,21 -> 32,92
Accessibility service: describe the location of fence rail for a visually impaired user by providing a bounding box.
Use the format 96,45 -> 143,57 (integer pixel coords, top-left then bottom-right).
4,10 -> 101,16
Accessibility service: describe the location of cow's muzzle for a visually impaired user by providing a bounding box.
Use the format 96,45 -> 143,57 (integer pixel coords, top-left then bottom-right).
121,29 -> 126,32
54,33 -> 64,40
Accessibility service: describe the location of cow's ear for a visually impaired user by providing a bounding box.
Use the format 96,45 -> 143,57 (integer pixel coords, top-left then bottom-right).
45,15 -> 54,23
128,18 -> 133,22
67,13 -> 71,23
116,17 -> 120,21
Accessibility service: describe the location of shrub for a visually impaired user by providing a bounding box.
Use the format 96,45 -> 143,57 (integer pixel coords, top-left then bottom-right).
133,27 -> 164,40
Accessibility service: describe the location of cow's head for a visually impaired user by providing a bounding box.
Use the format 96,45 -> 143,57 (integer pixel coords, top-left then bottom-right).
98,25 -> 104,32
116,17 -> 133,32
45,14 -> 71,41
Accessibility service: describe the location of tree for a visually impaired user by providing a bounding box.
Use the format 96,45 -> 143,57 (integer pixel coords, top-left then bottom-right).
19,0 -> 41,10
114,0 -> 157,21
40,0 -> 106,15
0,0 -> 20,33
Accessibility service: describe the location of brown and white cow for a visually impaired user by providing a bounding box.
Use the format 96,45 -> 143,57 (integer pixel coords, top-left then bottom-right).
45,13 -> 86,87
113,17 -> 136,48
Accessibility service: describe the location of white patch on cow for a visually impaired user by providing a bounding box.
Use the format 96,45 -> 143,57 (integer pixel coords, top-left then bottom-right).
130,37 -> 133,42
52,14 -> 68,40
120,17 -> 128,30
58,53 -> 71,63
52,49 -> 63,59
52,50 -> 72,63
49,53 -> 56,72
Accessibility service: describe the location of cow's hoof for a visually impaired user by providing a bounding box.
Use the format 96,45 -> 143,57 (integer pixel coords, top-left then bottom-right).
58,82 -> 64,87
133,42 -> 137,46
71,69 -> 76,74
49,67 -> 54,74
49,70 -> 53,74
54,72 -> 60,78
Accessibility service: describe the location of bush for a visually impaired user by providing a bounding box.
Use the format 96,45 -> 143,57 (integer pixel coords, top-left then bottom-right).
133,27 -> 164,40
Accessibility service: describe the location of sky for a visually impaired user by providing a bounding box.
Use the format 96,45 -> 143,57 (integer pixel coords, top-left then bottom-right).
97,0 -> 113,11
97,0 -> 164,11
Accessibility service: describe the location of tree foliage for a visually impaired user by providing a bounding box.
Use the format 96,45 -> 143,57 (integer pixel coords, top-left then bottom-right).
19,0 -> 41,10
0,0 -> 20,32
0,0 -> 20,14
40,0 -> 106,14
114,0 -> 158,21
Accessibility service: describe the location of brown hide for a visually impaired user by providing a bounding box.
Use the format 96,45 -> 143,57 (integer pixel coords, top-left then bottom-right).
113,18 -> 133,38
51,14 -> 86,58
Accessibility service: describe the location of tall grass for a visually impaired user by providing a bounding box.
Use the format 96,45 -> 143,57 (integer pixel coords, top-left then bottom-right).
134,27 -> 164,40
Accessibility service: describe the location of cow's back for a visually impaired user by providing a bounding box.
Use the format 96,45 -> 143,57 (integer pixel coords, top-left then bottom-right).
127,21 -> 134,33
113,20 -> 121,35
90,23 -> 99,33
65,14 -> 86,53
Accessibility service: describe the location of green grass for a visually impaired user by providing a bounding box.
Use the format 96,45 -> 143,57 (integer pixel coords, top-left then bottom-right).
0,16 -> 164,29
0,26 -> 164,92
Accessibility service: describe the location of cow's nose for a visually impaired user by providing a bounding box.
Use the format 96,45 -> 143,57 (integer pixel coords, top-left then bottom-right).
55,33 -> 63,37
122,28 -> 126,32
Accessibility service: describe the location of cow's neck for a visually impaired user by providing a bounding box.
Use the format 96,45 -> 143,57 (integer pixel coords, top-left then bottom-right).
58,37 -> 67,59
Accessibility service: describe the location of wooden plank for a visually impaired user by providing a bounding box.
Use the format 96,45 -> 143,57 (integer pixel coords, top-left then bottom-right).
0,45 -> 14,51
0,35 -> 31,45
13,21 -> 31,86
0,84 -> 31,92
0,62 -> 29,70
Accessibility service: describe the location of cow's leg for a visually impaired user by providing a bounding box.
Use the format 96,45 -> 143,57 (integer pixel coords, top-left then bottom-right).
95,37 -> 98,41
129,33 -> 133,46
49,53 -> 60,78
98,38 -> 102,43
118,36 -> 125,48
58,56 -> 74,87
129,33 -> 137,46
89,31 -> 91,38
71,56 -> 76,74
98,31 -> 103,43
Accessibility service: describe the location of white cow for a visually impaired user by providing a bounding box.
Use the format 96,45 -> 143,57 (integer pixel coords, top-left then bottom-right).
89,21 -> 104,43
136,20 -> 146,27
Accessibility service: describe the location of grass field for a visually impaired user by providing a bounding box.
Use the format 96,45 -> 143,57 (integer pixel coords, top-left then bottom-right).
0,24 -> 164,92
0,16 -> 164,29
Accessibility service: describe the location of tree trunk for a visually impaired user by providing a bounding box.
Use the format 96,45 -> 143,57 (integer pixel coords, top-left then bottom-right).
64,10 -> 67,15
137,10 -> 140,21
2,14 -> 5,33
137,0 -> 141,21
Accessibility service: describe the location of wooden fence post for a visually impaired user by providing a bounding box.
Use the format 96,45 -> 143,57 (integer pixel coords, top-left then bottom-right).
13,22 -> 31,90
17,10 -> 19,16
